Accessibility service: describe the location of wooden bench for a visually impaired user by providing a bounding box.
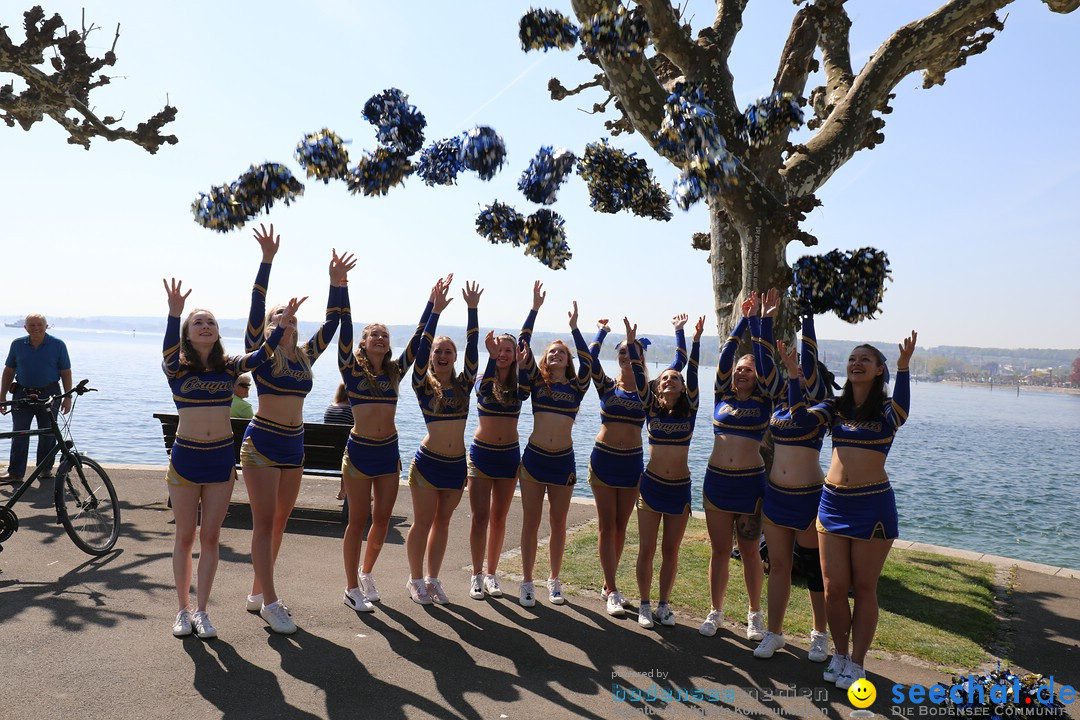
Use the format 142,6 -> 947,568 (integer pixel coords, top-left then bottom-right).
152,412 -> 350,522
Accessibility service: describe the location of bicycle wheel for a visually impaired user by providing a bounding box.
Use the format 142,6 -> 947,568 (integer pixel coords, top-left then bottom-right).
55,455 -> 120,555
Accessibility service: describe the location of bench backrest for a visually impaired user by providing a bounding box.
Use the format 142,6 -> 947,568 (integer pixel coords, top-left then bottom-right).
152,412 -> 349,476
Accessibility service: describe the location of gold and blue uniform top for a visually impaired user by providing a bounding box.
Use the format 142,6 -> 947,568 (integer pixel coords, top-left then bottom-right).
712,316 -> 779,441
588,326 -> 686,429
770,315 -> 829,451
474,309 -> 538,419
636,339 -> 700,447
412,308 -> 479,424
520,327 -> 592,419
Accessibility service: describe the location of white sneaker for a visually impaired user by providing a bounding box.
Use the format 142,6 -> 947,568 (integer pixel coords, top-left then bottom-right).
656,603 -> 676,627
836,660 -> 865,690
260,600 -> 297,634
746,610 -> 765,641
638,603 -> 654,628
699,609 -> 723,637
824,654 -> 849,683
344,587 -> 375,613
601,586 -> 611,600
519,581 -> 536,607
546,578 -> 565,605
172,609 -> 193,637
753,631 -> 786,658
469,573 -> 484,600
808,630 -> 828,663
359,572 -> 380,603
425,577 -> 449,605
246,593 -> 263,613
407,578 -> 433,605
484,574 -> 503,598
606,593 -> 625,617
611,590 -> 629,607
192,610 -> 218,639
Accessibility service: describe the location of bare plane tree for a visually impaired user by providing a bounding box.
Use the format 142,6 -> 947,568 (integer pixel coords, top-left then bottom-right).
0,5 -> 177,154
553,0 -> 1077,332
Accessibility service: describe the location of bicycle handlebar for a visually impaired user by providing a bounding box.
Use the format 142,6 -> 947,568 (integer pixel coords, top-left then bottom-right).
0,379 -> 95,410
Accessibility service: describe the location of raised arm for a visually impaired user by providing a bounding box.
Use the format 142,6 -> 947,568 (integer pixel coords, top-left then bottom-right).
520,280 -> 545,346
397,275 -> 447,375
589,319 -> 612,387
568,302 -> 593,391
246,224 -> 279,352
668,313 -> 688,371
337,284 -> 355,373
715,295 -> 752,401
751,288 -> 782,399
461,281 -> 482,387
687,315 -> 703,413
412,277 -> 452,386
161,278 -> 191,377
886,331 -> 917,429
624,317 -> 647,398
799,314 -> 825,402
306,250 -> 355,362
238,296 -> 304,372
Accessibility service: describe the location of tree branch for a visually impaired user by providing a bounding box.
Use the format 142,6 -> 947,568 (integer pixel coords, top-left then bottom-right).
806,1 -> 855,131
637,0 -> 699,79
782,0 -> 1028,197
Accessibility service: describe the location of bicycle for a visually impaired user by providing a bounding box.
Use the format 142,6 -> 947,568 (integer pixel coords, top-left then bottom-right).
0,379 -> 120,555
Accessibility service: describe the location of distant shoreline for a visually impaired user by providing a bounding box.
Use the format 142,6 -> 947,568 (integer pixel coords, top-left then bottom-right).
939,379 -> 1080,395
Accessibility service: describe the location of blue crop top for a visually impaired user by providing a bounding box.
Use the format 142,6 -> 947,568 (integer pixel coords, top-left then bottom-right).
633,339 -> 700,447
770,315 -> 829,451
712,316 -> 779,441
520,328 -> 592,420
474,309 -> 537,419
588,327 -> 686,428
337,286 -> 431,407
412,308 -> 479,424
826,370 -> 910,454
245,262 -> 342,398
162,315 -> 283,410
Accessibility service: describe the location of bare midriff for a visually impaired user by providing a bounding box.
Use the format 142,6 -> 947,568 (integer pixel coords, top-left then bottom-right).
177,406 -> 233,439
255,394 -> 305,427
646,444 -> 690,480
708,433 -> 764,469
825,446 -> 888,487
770,445 -> 825,487
351,404 -> 398,440
595,422 -> 642,449
528,413 -> 575,451
474,415 -> 519,445
422,419 -> 468,456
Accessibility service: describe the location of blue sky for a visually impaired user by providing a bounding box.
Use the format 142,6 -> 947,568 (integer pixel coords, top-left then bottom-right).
2,1 -> 1077,349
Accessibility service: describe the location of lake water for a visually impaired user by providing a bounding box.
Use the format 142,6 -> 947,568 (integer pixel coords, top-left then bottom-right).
3,326 -> 1078,571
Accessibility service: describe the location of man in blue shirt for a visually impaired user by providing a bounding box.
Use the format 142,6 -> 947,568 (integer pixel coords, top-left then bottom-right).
0,314 -> 73,483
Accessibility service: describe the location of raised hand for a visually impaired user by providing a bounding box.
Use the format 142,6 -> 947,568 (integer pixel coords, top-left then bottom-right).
163,278 -> 192,317
462,280 -> 483,308
567,301 -> 579,330
254,223 -> 280,262
484,330 -> 498,355
761,288 -> 781,318
777,340 -> 800,379
741,292 -> 757,318
897,331 -> 918,369
330,249 -> 357,286
623,317 -> 637,346
532,280 -> 546,311
277,296 -> 308,327
597,318 -> 611,332
693,315 -> 706,343
518,338 -> 532,365
433,277 -> 453,313
671,313 -> 688,331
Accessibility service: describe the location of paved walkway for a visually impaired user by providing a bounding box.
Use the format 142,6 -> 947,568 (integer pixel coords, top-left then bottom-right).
0,467 -> 1076,720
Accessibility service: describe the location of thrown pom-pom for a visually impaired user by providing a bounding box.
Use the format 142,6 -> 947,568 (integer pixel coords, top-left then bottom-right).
790,248 -> 891,323
476,201 -> 527,247
580,5 -> 650,62
518,146 -> 576,205
362,87 -> 427,156
577,140 -> 670,220
671,152 -> 739,211
461,126 -> 507,181
346,148 -> 413,196
656,83 -> 723,161
191,183 -> 246,233
519,8 -> 579,52
416,136 -> 464,186
524,209 -> 571,270
739,92 -> 804,147
294,129 -> 350,184
234,162 -> 305,217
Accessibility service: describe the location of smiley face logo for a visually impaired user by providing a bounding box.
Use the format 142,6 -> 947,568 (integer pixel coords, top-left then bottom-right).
847,678 -> 877,708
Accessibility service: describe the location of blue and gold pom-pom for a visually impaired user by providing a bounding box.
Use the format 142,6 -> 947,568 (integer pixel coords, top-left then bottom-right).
524,209 -> 571,270
234,162 -> 305,216
518,146 -> 576,205
191,183 -> 245,233
791,248 -> 891,323
346,148 -> 413,196
671,151 -> 739,211
294,129 -> 350,184
476,201 -> 527,246
461,126 -> 507,181
580,5 -> 650,61
519,8 -> 579,52
739,92 -> 804,147
577,140 -> 670,220
416,136 -> 464,187
362,87 -> 427,156
656,83 -> 722,161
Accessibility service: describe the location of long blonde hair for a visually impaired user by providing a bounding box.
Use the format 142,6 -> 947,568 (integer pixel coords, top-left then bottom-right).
425,335 -> 466,411
491,333 -> 519,405
265,305 -> 314,378
354,323 -> 400,391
